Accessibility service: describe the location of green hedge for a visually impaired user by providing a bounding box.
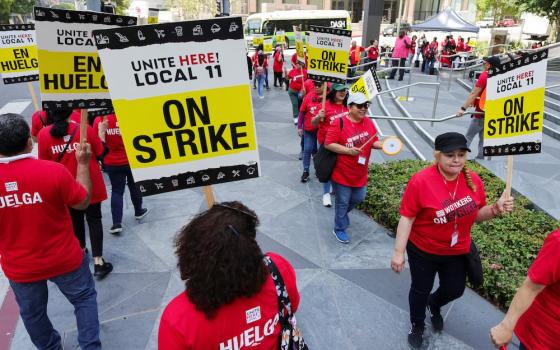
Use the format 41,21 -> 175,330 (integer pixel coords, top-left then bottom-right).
359,159 -> 559,309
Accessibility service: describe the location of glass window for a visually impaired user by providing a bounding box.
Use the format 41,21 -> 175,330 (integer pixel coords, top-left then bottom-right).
283,0 -> 299,4
246,19 -> 262,34
308,0 -> 324,9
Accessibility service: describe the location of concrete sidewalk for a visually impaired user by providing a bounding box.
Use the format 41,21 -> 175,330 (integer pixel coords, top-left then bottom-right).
7,83 -> 511,350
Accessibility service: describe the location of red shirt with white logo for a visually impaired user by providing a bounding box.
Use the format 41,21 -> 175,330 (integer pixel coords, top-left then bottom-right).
318,101 -> 347,145
288,68 -> 307,92
325,114 -> 378,187
93,114 -> 129,166
367,46 -> 379,60
515,229 -> 560,350
37,122 -> 107,204
299,91 -> 322,131
158,253 -> 299,350
400,165 -> 487,255
0,156 -> 86,282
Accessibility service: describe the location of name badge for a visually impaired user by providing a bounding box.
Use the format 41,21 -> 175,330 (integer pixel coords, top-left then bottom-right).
358,156 -> 366,165
450,231 -> 459,247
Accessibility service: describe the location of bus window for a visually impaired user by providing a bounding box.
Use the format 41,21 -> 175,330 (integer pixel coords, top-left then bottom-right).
246,19 -> 262,34
262,21 -> 275,35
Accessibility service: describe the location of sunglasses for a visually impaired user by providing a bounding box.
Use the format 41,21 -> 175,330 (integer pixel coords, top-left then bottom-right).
352,102 -> 370,109
336,89 -> 348,93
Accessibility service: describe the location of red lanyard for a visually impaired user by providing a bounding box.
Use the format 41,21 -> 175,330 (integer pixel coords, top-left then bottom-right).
440,169 -> 460,233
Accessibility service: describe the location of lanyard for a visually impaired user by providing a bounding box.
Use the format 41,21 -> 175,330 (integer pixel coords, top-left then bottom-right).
439,168 -> 460,233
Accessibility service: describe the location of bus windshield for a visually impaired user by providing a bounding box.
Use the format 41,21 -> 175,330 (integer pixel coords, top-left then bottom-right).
246,19 -> 262,34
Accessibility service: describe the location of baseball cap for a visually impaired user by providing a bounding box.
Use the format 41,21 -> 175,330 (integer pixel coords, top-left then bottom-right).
332,83 -> 350,91
347,92 -> 368,105
483,56 -> 500,68
434,132 -> 471,153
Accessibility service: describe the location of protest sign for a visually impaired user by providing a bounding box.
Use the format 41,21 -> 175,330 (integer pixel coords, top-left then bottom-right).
275,30 -> 285,44
148,8 -> 159,24
0,24 -> 39,84
483,50 -> 547,157
263,38 -> 273,54
33,7 -> 136,110
93,17 -> 259,196
294,29 -> 305,64
350,67 -> 381,100
252,34 -> 263,47
306,25 -> 351,83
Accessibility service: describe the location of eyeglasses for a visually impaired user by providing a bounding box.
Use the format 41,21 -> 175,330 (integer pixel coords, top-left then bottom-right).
353,102 -> 370,110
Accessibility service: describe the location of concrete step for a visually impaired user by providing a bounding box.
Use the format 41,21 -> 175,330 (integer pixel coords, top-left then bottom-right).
545,109 -> 560,126
544,122 -> 560,141
545,89 -> 560,102
545,98 -> 560,113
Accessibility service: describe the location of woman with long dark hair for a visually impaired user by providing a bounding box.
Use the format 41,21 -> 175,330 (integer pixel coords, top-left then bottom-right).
37,108 -> 113,279
158,201 -> 301,349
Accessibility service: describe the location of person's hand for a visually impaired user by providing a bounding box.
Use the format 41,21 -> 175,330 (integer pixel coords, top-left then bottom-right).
347,147 -> 360,156
297,129 -> 303,137
490,322 -> 513,348
75,142 -> 91,165
391,251 -> 405,273
496,191 -> 514,215
98,118 -> 108,137
456,109 -> 466,117
316,109 -> 325,122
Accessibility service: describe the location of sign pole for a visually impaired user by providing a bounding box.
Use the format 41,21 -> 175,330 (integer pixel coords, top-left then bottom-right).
79,109 -> 88,146
26,82 -> 40,111
505,155 -> 513,198
321,82 -> 328,111
203,185 -> 215,208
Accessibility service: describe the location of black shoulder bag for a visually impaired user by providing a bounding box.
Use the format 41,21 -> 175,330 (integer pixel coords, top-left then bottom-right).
465,240 -> 484,288
56,126 -> 79,163
263,255 -> 309,350
313,117 -> 343,183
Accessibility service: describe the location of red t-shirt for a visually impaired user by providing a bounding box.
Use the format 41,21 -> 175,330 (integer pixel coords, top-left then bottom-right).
31,110 -> 48,138
93,114 -> 129,166
0,156 -> 86,282
37,122 -> 107,204
349,46 -> 365,65
288,68 -> 307,92
367,46 -> 379,60
515,229 -> 560,350
70,109 -> 81,124
318,101 -> 347,145
410,40 -> 417,55
273,51 -> 283,73
325,114 -> 378,187
400,165 -> 487,255
303,79 -> 315,96
291,52 -> 298,67
299,91 -> 322,131
158,253 -> 299,350
474,70 -> 488,116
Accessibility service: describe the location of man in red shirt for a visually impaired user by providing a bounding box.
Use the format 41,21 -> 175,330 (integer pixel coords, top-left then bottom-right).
348,40 -> 365,77
491,228 -> 560,350
456,55 -> 500,159
0,113 -> 101,349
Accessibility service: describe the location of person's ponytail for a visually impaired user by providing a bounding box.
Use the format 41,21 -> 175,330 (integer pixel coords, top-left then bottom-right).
49,108 -> 73,138
462,165 -> 477,192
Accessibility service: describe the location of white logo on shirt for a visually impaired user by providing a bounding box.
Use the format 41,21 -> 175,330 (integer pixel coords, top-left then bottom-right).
246,306 -> 261,324
63,134 -> 71,142
5,181 -> 18,192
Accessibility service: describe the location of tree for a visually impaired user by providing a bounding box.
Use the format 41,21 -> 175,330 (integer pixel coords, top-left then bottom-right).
476,0 -> 521,21
53,3 -> 76,10
0,0 -> 14,23
10,0 -> 33,16
516,0 -> 560,42
165,0 -> 216,20
113,0 -> 130,15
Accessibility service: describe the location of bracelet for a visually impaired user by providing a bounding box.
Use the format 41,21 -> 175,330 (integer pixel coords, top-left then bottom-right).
460,106 -> 467,111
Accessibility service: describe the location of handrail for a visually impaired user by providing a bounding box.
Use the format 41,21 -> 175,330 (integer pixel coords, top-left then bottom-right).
371,111 -> 482,122
438,43 -> 511,59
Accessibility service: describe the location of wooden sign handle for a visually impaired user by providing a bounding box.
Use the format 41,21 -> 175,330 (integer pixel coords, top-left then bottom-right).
203,185 -> 215,208
505,155 -> 513,199
321,83 -> 328,112
79,109 -> 88,146
26,82 -> 39,111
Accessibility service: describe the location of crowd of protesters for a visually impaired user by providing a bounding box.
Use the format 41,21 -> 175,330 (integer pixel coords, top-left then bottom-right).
0,30 -> 557,350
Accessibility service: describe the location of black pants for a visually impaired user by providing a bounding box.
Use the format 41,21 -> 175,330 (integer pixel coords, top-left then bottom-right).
69,203 -> 104,257
273,72 -> 283,87
407,242 -> 466,327
389,58 -> 407,80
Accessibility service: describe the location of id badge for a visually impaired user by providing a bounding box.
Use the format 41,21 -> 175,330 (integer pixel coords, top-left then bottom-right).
450,231 -> 459,247
358,156 -> 366,165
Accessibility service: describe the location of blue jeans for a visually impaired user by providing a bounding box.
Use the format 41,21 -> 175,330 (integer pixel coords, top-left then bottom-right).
256,74 -> 265,97
9,253 -> 101,350
105,164 -> 144,225
332,181 -> 366,231
302,130 -> 318,172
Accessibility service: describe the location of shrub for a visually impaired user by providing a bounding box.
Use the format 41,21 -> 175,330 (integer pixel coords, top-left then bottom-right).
359,159 -> 559,309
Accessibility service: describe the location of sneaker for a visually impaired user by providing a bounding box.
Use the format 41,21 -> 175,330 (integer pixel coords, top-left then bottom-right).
332,230 -> 350,244
94,259 -> 113,279
109,224 -> 123,234
322,193 -> 332,207
293,117 -> 298,125
135,208 -> 149,220
407,323 -> 424,349
300,171 -> 310,183
427,300 -> 444,331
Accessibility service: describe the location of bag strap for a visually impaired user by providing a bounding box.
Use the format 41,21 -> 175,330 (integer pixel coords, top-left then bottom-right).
339,115 -> 344,130
263,255 -> 293,318
56,126 -> 79,163
38,112 -> 46,127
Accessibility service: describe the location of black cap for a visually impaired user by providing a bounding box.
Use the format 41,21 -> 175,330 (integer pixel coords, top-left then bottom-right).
483,56 -> 500,68
434,132 -> 471,152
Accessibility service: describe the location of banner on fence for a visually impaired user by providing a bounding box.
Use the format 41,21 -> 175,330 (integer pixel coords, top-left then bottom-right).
306,25 -> 351,83
0,24 -> 39,84
93,17 -> 259,196
483,49 -> 547,156
350,67 -> 381,100
33,7 -> 136,109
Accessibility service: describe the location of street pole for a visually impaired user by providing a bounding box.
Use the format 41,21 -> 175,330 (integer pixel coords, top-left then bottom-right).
361,0 -> 384,47
396,0 -> 404,36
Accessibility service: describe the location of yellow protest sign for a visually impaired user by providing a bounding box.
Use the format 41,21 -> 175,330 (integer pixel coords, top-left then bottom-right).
294,29 -> 305,64
350,68 -> 381,100
306,26 -> 351,83
275,30 -> 285,44
34,7 -> 136,109
94,17 -> 260,196
252,34 -> 263,47
0,24 -> 38,84
263,38 -> 273,54
147,8 -> 159,24
483,50 -> 547,156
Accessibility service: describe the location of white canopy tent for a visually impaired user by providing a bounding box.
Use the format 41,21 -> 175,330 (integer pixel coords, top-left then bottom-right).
411,8 -> 479,33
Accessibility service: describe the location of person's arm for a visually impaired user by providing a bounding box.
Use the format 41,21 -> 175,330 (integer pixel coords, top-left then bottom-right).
475,191 -> 514,223
391,216 -> 415,273
311,109 -> 325,126
490,277 -> 546,348
71,142 -> 92,210
456,85 -> 482,116
297,111 -> 304,136
372,140 -> 383,149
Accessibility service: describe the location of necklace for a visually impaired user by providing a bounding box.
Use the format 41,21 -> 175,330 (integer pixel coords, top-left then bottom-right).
438,166 -> 461,247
